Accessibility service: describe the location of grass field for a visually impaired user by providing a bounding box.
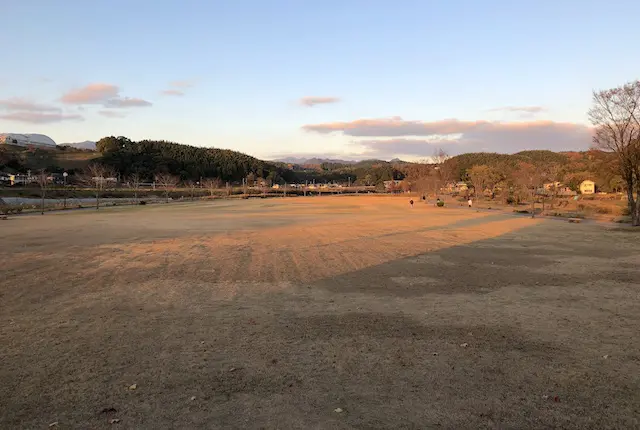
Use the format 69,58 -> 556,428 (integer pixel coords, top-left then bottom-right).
1,196 -> 639,429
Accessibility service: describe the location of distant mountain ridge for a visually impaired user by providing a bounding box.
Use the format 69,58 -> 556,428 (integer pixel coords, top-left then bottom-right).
274,157 -> 410,165
274,157 -> 357,165
59,141 -> 97,150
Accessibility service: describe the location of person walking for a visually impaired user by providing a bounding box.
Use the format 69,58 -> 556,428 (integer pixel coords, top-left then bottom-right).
409,199 -> 414,208
468,198 -> 473,208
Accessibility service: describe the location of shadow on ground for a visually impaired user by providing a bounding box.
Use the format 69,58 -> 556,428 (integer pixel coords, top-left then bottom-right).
1,218 -> 639,429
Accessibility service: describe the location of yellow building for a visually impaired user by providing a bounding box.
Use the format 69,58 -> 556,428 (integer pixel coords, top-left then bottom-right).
579,180 -> 595,194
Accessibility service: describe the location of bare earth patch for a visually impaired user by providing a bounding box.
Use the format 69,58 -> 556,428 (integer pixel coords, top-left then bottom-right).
1,196 -> 639,429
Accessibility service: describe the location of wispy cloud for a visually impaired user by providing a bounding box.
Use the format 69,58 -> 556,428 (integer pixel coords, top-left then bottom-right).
487,106 -> 547,114
303,117 -> 473,136
98,110 -> 127,118
0,97 -> 81,123
61,83 -> 152,109
169,80 -> 194,88
303,116 -> 592,156
161,89 -> 185,96
0,97 -> 61,112
160,80 -> 194,96
303,117 -> 582,137
105,97 -> 152,108
61,83 -> 120,104
299,96 -> 341,107
0,112 -> 83,124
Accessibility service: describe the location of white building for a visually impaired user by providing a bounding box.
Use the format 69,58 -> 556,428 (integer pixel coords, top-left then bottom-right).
0,133 -> 57,149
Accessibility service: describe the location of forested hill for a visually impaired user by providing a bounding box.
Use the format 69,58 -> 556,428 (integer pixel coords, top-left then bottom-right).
445,149 -> 622,193
96,137 -> 294,183
448,150 -> 569,173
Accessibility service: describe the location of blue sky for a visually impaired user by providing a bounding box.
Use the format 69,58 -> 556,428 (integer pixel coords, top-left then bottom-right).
1,0 -> 639,160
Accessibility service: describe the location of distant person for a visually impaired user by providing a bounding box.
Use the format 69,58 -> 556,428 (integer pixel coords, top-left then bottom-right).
409,199 -> 414,208
468,198 -> 473,208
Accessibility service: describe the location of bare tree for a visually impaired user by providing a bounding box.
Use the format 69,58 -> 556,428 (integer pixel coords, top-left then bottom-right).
35,169 -> 49,215
412,169 -> 437,198
513,162 -> 542,217
468,165 -> 490,201
155,173 -> 179,203
432,147 -> 450,165
202,178 -> 222,197
245,172 -> 256,187
128,172 -> 142,204
588,80 -> 640,226
438,158 -> 458,191
468,165 -> 503,202
186,180 -> 198,200
82,164 -> 113,210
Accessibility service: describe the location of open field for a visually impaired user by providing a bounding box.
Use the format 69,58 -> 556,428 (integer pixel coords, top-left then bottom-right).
1,196 -> 639,429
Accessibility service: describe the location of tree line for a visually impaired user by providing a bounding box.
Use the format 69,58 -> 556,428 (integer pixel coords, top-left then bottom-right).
95,136 -> 294,184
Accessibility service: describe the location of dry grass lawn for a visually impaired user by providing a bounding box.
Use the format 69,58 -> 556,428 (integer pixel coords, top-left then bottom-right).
1,196 -> 639,429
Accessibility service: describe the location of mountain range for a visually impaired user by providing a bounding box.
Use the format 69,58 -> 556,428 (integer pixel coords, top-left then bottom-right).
59,141 -> 97,150
274,157 -> 358,165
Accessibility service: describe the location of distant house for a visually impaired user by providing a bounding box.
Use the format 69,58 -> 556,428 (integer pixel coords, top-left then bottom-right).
383,180 -> 403,191
558,187 -> 577,196
8,174 -> 36,186
455,182 -> 468,192
543,181 -> 562,191
541,182 -> 576,196
580,180 -> 595,195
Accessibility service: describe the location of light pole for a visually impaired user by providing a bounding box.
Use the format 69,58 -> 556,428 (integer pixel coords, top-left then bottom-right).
62,172 -> 68,209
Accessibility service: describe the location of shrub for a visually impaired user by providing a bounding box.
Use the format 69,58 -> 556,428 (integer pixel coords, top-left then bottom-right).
621,207 -> 631,216
595,206 -> 612,214
0,205 -> 24,215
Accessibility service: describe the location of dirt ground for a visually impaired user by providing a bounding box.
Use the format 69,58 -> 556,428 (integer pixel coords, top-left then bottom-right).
1,196 -> 639,429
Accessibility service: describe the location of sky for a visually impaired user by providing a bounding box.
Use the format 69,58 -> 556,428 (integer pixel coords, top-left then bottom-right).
1,0 -> 639,161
